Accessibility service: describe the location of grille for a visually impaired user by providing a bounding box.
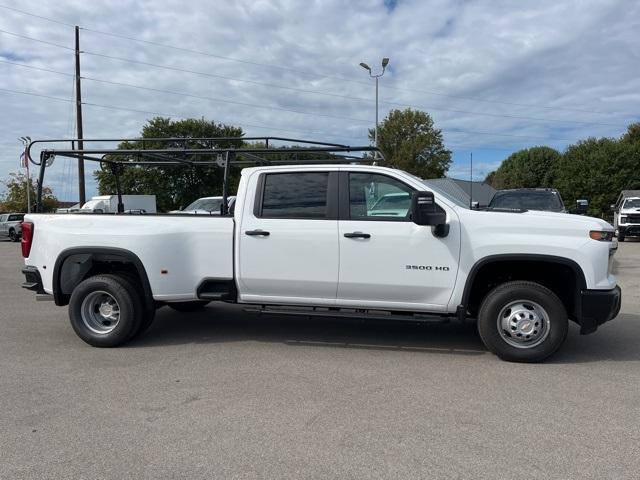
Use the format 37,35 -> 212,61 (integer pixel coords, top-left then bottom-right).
625,214 -> 640,223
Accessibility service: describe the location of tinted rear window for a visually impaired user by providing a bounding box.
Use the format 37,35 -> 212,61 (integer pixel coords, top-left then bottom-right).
261,172 -> 329,218
8,214 -> 24,221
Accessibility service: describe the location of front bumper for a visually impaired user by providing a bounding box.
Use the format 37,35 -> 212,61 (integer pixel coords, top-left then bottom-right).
619,225 -> 640,237
578,285 -> 621,334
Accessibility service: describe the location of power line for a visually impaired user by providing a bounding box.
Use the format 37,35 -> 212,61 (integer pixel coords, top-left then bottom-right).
2,55 -> 622,129
0,86 -> 362,141
0,3 -> 625,118
0,28 -> 629,128
74,29 -> 632,117
0,4 -> 74,27
83,76 -> 373,124
80,52 -> 625,128
0,28 -> 73,50
0,86 -> 578,143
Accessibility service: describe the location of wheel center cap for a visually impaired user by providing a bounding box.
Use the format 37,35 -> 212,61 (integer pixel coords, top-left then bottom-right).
518,319 -> 534,334
99,304 -> 113,317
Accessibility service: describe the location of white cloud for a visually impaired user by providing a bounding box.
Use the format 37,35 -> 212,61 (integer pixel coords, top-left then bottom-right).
0,0 -> 638,199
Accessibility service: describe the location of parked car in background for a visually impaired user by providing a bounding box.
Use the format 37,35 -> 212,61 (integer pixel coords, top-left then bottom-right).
488,188 -> 566,212
612,190 -> 640,241
169,196 -> 236,214
80,195 -> 157,214
0,213 -> 25,242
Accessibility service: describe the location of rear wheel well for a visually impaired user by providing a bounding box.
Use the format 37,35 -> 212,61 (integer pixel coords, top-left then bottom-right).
465,259 -> 583,319
54,249 -> 153,310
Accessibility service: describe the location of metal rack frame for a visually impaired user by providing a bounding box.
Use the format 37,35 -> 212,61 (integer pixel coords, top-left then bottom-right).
26,137 -> 384,214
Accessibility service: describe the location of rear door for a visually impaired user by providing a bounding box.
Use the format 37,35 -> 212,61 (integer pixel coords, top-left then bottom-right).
337,171 -> 460,312
238,170 -> 339,305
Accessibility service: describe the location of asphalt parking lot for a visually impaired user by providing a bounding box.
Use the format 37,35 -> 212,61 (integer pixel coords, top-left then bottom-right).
1,239 -> 639,479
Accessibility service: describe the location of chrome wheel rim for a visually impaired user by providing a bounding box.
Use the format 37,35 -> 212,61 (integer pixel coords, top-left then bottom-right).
497,300 -> 550,349
80,291 -> 121,334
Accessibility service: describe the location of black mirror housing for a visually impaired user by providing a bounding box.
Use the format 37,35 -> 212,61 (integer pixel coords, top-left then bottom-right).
411,191 -> 447,226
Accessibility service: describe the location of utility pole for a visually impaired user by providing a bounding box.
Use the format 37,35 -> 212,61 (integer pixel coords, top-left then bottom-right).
75,25 -> 86,205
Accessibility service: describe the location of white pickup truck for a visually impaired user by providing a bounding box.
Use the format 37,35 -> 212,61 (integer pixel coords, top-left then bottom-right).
21,161 -> 621,362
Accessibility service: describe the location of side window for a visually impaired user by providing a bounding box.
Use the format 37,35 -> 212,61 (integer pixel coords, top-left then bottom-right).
349,173 -> 413,220
9,215 -> 23,221
260,172 -> 329,218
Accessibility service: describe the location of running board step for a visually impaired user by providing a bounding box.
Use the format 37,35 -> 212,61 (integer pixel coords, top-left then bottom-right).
243,305 -> 450,323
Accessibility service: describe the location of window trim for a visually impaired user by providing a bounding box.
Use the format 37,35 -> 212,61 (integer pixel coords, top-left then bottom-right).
338,171 -> 416,222
253,171 -> 339,220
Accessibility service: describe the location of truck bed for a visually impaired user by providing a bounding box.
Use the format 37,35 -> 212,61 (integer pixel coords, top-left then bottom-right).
24,214 -> 234,301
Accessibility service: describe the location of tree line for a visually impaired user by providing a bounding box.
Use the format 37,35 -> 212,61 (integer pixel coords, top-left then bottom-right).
485,123 -> 640,216
5,110 -> 635,218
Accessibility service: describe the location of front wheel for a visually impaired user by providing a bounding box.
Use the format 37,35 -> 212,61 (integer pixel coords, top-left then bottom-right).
477,281 -> 568,363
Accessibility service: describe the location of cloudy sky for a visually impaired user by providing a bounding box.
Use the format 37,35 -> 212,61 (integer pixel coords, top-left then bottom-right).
1,0 -> 638,201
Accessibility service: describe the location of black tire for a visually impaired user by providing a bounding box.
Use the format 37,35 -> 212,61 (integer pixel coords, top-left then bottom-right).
477,281 -> 568,363
9,229 -> 18,242
68,274 -> 143,347
618,234 -> 625,242
168,300 -> 210,312
117,272 -> 156,338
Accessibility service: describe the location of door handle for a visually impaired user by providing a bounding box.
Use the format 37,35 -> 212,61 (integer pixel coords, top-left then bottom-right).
245,229 -> 270,236
344,232 -> 371,239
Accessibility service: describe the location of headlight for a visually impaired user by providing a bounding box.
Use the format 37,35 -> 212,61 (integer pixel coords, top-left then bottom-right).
590,230 -> 614,241
620,216 -> 627,224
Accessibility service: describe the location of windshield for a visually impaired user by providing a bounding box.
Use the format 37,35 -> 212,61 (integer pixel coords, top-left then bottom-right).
184,198 -> 223,212
623,198 -> 640,209
489,191 -> 564,212
371,193 -> 411,210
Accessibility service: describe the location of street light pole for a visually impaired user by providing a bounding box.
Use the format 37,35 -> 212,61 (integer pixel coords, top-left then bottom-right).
359,58 -> 389,150
19,136 -> 31,213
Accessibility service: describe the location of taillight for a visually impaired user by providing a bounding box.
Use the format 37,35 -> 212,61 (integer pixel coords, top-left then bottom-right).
21,222 -> 34,258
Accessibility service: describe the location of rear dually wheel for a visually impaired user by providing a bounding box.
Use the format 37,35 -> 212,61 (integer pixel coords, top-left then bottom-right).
68,274 -> 143,347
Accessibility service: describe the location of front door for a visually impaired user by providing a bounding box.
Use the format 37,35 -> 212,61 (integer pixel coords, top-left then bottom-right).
337,171 -> 460,312
238,170 -> 339,305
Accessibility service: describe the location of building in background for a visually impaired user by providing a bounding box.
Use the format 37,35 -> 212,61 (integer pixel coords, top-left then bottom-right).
425,177 -> 496,207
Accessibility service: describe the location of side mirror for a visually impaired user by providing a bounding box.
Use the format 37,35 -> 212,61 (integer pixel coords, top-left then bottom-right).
610,204 -> 617,212
411,191 -> 449,237
575,199 -> 588,215
471,201 -> 480,209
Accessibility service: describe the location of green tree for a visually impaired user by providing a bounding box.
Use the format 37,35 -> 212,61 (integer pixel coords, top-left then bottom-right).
553,137 -> 640,216
621,122 -> 640,144
0,172 -> 58,212
95,117 -> 244,212
486,146 -> 560,189
371,108 -> 451,178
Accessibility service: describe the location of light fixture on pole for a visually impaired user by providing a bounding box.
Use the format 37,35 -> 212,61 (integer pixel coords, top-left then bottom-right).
359,57 -> 389,151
